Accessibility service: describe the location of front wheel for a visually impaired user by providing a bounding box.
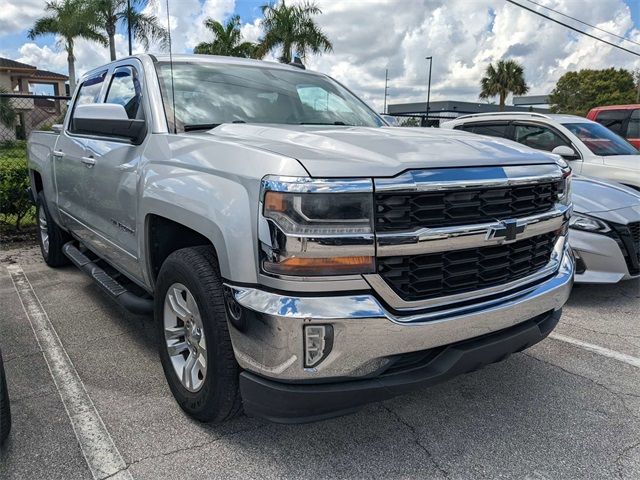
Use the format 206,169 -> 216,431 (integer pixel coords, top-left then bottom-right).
155,246 -> 242,423
35,191 -> 70,267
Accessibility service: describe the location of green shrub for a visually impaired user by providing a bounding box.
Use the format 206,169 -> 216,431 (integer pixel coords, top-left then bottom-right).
0,141 -> 34,230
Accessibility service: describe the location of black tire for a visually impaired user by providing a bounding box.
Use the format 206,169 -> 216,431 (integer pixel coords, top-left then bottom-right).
155,246 -> 242,423
0,349 -> 11,445
35,191 -> 71,267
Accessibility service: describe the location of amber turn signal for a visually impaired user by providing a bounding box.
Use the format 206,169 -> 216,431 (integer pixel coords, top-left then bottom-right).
263,256 -> 375,276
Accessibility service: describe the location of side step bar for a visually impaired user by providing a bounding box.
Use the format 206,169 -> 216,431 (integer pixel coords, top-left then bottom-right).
62,242 -> 153,315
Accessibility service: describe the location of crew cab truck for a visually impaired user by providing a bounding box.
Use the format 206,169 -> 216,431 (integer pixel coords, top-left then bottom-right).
27,54 -> 574,423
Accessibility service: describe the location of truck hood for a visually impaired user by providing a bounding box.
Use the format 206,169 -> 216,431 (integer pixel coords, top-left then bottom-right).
205,124 -> 559,177
572,175 -> 640,223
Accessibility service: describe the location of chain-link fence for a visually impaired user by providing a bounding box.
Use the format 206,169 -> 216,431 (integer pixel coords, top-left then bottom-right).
0,94 -> 69,234
0,93 -> 70,142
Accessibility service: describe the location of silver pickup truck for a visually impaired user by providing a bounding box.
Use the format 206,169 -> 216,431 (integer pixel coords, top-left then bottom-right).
27,54 -> 574,423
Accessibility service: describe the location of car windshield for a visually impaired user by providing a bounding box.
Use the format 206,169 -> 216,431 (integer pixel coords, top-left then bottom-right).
563,122 -> 638,156
155,61 -> 383,131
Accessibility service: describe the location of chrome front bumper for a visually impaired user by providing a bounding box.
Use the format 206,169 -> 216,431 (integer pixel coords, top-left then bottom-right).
226,246 -> 574,381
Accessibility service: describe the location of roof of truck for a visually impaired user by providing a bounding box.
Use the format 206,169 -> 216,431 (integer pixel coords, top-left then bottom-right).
82,53 -> 317,80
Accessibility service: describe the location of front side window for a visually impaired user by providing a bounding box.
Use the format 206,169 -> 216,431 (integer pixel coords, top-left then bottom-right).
105,66 -> 143,119
74,72 -> 106,106
155,62 -> 383,131
69,72 -> 106,133
513,124 -> 570,152
627,109 -> 640,138
564,122 -> 638,156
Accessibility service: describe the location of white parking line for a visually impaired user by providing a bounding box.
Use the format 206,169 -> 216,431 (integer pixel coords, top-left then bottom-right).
8,265 -> 132,480
549,332 -> 640,368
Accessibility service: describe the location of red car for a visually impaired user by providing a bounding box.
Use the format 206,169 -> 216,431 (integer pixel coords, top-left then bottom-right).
587,104 -> 640,148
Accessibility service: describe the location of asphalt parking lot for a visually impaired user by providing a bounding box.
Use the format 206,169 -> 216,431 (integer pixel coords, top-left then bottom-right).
0,244 -> 639,480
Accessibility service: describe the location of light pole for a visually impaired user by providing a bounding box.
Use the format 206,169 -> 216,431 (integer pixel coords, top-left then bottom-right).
425,56 -> 433,127
127,0 -> 133,56
383,68 -> 389,114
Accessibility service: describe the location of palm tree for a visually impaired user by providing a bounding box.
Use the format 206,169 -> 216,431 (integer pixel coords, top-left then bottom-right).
479,59 -> 529,111
94,0 -> 169,61
194,15 -> 257,58
28,0 -> 107,91
257,1 -> 332,64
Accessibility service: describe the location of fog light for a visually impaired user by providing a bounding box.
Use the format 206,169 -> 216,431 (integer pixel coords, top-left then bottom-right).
304,325 -> 333,368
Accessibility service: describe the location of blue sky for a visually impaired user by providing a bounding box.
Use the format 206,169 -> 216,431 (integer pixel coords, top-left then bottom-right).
1,0 -> 639,107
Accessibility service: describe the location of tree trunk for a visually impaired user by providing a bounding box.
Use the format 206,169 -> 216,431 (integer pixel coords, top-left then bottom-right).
67,41 -> 76,93
107,21 -> 117,61
281,41 -> 292,63
499,91 -> 506,111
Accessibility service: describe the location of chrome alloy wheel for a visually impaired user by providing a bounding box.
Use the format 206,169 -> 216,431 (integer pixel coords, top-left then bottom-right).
38,206 -> 49,256
163,283 -> 208,392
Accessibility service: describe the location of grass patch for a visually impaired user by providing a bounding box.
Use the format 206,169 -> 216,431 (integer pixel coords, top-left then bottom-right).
0,140 -> 36,232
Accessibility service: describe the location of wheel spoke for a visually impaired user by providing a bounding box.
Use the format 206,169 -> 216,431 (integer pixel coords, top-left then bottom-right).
167,288 -> 190,320
167,341 -> 188,356
182,352 -> 198,390
165,326 -> 186,340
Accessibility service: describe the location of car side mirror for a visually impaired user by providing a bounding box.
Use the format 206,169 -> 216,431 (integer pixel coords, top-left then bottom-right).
72,103 -> 146,144
552,145 -> 579,160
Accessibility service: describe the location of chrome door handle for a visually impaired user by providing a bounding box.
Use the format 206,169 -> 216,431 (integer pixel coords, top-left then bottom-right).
52,150 -> 64,158
81,156 -> 96,167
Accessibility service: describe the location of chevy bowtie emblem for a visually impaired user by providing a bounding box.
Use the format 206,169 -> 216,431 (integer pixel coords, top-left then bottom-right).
487,219 -> 526,243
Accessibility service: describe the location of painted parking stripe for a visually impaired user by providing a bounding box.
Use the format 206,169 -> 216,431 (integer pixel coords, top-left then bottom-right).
8,265 -> 132,480
549,332 -> 640,368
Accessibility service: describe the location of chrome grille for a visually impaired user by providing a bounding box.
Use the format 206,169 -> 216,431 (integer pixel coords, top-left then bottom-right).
377,232 -> 558,302
374,181 -> 561,231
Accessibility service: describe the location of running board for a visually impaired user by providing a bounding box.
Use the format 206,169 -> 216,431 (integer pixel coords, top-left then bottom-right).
62,242 -> 153,315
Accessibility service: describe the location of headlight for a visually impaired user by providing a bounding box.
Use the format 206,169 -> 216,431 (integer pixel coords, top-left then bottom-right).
558,166 -> 572,206
263,191 -> 373,235
260,177 -> 375,276
569,213 -> 610,233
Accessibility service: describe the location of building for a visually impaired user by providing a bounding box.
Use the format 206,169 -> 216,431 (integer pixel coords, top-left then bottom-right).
0,57 -> 68,95
0,57 -> 69,141
387,100 -> 549,126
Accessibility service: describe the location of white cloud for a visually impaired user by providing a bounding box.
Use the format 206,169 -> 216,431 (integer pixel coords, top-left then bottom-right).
17,33 -> 131,78
289,0 -> 640,112
142,0 -> 235,53
0,0 -> 47,36
2,0 -> 639,112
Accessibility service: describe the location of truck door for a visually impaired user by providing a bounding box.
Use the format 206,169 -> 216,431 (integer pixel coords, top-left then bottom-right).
81,64 -> 147,280
54,71 -> 107,238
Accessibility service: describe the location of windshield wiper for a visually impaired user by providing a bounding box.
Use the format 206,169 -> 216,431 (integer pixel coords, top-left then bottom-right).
184,123 -> 221,132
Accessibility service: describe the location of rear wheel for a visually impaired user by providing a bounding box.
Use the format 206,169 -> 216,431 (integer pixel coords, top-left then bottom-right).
0,349 -> 11,445
35,191 -> 70,267
155,246 -> 242,422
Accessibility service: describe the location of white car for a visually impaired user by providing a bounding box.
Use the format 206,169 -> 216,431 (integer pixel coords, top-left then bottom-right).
442,112 -> 640,190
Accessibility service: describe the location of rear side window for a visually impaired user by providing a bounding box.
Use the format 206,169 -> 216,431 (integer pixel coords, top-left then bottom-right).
513,124 -> 570,152
459,123 -> 509,138
627,109 -> 640,138
105,66 -> 143,119
595,110 -> 629,136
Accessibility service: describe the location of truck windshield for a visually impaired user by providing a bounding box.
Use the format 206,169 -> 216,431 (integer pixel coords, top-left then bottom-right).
563,122 -> 638,156
155,61 -> 383,131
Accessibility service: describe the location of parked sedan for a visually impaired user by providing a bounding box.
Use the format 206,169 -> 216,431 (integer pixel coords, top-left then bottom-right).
442,112 -> 640,190
570,176 -> 640,283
